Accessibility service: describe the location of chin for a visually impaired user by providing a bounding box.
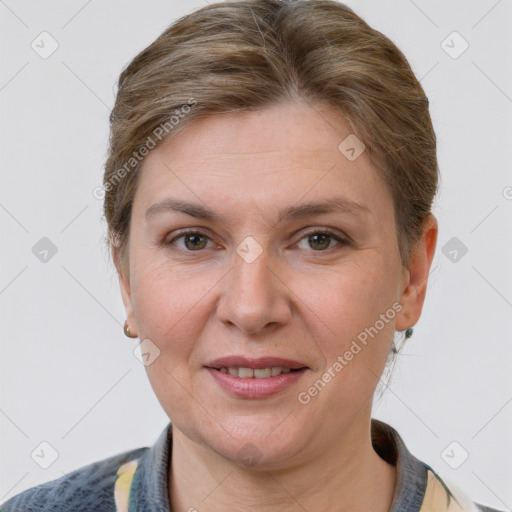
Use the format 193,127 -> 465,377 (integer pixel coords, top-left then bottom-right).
199,415 -> 313,471
219,438 -> 304,472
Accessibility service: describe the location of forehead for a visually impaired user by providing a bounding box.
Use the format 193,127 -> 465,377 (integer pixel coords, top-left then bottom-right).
133,101 -> 392,223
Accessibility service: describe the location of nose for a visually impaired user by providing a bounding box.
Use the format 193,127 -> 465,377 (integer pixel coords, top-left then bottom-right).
216,247 -> 292,335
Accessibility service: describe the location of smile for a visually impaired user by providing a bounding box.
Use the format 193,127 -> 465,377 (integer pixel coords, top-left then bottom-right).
216,367 -> 295,378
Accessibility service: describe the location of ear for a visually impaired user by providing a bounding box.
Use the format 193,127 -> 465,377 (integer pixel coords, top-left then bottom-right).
395,214 -> 438,331
113,244 -> 138,338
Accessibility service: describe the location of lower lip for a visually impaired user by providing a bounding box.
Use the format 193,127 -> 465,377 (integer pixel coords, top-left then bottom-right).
205,368 -> 307,399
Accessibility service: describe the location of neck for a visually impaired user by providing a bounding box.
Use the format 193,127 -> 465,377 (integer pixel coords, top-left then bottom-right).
169,411 -> 396,512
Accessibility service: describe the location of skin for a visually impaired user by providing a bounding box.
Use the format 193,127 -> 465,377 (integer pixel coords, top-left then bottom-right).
115,99 -> 438,511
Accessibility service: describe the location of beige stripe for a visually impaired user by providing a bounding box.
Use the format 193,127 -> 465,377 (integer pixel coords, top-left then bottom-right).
114,459 -> 139,512
419,470 -> 480,512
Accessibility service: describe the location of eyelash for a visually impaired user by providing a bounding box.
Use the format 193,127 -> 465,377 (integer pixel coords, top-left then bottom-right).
164,227 -> 350,253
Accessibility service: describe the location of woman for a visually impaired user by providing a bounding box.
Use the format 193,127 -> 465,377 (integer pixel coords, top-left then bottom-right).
1,1 -> 503,511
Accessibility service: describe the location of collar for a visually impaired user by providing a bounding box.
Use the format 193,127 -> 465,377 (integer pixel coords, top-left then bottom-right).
123,422 -> 172,512
371,418 -> 428,511
118,419 -> 440,512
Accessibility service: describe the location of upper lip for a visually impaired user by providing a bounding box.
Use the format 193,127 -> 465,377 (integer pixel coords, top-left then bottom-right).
205,356 -> 308,370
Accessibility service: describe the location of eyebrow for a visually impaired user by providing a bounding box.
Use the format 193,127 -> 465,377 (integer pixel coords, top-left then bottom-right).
144,196 -> 370,223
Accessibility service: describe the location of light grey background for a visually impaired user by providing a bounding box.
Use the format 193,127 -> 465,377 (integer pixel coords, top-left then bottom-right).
1,0 -> 511,509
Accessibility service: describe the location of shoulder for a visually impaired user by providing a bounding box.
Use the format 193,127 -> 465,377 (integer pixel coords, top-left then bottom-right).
0,446 -> 148,512
422,463 -> 505,512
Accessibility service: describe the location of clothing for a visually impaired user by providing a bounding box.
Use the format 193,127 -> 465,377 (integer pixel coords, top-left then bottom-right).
0,419 -> 502,512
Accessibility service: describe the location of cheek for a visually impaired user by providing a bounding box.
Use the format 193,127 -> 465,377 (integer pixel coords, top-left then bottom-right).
297,258 -> 397,407
129,261 -> 213,428
304,258 -> 397,350
129,260 -> 209,352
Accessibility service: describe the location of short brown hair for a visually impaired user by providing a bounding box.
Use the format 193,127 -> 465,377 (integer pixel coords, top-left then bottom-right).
103,0 -> 438,279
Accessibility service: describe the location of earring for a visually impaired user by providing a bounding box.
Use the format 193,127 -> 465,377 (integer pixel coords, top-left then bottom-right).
405,327 -> 414,339
124,320 -> 137,338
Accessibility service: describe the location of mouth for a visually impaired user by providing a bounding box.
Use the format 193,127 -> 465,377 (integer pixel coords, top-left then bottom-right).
209,366 -> 306,379
204,356 -> 309,397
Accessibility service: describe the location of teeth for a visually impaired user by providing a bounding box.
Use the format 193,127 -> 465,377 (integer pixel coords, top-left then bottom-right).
254,368 -> 272,378
239,367 -> 254,378
218,367 -> 297,378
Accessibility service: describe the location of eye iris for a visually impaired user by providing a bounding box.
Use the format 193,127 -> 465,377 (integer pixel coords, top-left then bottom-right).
309,233 -> 330,250
184,233 -> 207,250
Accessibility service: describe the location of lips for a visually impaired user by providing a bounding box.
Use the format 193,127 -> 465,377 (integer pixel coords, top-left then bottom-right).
204,356 -> 309,398
205,356 -> 308,374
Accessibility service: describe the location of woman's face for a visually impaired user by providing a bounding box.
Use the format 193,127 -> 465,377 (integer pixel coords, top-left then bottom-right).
119,100 -> 419,469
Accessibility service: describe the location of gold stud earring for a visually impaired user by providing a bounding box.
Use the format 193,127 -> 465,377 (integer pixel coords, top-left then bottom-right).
124,320 -> 138,338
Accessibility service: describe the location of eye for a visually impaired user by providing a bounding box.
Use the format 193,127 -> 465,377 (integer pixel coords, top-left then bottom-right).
164,228 -> 349,253
296,228 -> 349,251
167,231 -> 214,251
